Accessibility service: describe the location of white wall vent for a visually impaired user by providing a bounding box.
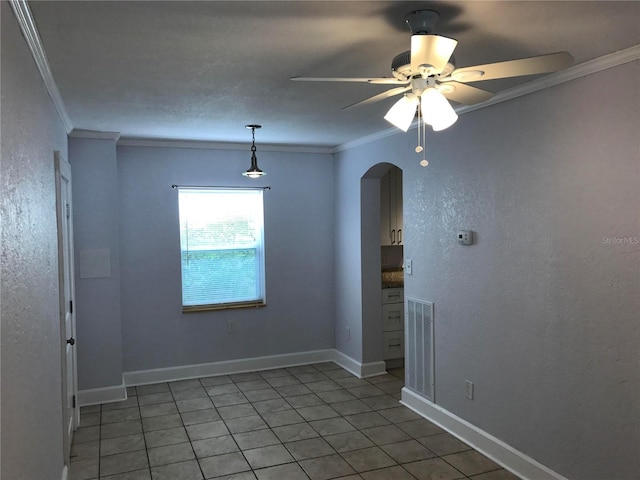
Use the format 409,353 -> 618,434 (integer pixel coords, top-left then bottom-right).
406,297 -> 435,402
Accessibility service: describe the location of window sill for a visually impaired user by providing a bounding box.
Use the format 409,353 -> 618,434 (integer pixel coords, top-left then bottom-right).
182,301 -> 266,313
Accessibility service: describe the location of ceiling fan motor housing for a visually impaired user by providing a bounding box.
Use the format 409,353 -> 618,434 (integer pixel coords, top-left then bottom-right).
392,51 -> 455,81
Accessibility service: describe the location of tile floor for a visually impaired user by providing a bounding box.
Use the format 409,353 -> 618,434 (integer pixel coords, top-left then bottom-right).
70,363 -> 520,480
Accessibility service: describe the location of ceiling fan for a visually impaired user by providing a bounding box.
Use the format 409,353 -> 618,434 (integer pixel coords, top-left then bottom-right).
291,10 -> 573,132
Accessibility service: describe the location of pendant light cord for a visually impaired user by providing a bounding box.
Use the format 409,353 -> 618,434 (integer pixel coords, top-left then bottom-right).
251,127 -> 257,154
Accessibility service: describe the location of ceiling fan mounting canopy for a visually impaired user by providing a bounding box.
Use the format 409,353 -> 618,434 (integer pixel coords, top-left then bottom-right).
405,10 -> 440,35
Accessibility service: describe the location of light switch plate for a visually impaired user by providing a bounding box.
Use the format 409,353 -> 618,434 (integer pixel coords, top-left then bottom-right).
458,231 -> 473,245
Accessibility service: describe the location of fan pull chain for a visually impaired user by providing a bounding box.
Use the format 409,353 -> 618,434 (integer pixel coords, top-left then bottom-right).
415,104 -> 423,154
420,116 -> 429,167
415,100 -> 429,167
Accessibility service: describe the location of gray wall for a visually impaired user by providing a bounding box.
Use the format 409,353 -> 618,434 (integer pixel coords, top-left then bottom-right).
69,143 -> 336,379
0,3 -> 70,479
333,151 -> 365,361
334,61 -> 640,479
69,137 -> 124,390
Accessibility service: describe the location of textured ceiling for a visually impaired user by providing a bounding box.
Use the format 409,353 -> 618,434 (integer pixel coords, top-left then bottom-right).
28,1 -> 640,147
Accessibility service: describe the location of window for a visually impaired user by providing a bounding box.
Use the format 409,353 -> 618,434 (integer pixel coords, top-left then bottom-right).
178,188 -> 265,311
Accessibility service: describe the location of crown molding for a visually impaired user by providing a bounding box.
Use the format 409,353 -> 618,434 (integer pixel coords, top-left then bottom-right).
336,45 -> 640,152
335,126 -> 401,153
11,0 -> 636,153
9,0 -> 73,134
70,129 -> 121,141
117,137 -> 334,155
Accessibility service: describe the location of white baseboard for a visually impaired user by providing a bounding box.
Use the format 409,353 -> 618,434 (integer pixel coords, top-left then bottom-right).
331,350 -> 386,378
123,349 -> 336,386
401,388 -> 568,480
77,382 -> 127,407
78,348 -> 389,405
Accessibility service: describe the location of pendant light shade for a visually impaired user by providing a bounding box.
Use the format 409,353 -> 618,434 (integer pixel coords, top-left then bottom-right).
384,88 -> 457,134
384,93 -> 419,132
243,124 -> 266,178
420,88 -> 458,131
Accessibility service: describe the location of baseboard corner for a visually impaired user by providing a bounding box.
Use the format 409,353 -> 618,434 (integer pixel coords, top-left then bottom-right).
331,349 -> 387,378
77,382 -> 127,407
401,388 -> 569,480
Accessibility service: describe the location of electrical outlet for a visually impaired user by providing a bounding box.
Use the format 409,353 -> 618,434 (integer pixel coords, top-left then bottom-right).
346,327 -> 351,340
227,320 -> 236,333
465,380 -> 474,400
405,259 -> 412,275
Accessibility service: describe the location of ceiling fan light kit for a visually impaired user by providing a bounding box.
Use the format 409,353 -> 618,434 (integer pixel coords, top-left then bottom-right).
291,8 -> 573,162
384,93 -> 419,132
421,88 -> 458,131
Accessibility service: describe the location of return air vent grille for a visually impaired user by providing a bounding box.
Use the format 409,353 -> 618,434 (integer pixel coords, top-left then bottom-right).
406,297 -> 434,402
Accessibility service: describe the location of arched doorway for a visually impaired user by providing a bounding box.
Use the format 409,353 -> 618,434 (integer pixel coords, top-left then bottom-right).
360,163 -> 404,373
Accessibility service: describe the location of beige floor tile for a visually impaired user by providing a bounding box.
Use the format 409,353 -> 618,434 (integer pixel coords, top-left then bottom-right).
254,462 -> 308,480
147,442 -> 195,467
299,454 -> 356,480
192,434 -> 239,458
99,450 -> 149,477
73,363 -> 518,480
284,437 -> 335,460
323,430 -> 374,453
442,450 -> 502,476
244,444 -> 295,469
341,446 -> 397,473
151,459 -> 203,480
234,428 -> 281,450
418,432 -> 471,456
100,433 -> 146,456
403,458 -> 465,480
198,451 -> 251,478
144,426 -> 188,448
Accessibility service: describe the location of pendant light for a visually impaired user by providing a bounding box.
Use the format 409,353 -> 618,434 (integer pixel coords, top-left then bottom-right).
243,124 -> 266,178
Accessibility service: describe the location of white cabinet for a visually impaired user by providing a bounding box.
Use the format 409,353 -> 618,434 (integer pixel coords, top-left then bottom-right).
382,288 -> 404,360
383,332 -> 404,360
380,167 -> 403,246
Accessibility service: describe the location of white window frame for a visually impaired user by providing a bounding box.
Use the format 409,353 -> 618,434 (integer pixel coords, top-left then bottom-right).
177,187 -> 266,312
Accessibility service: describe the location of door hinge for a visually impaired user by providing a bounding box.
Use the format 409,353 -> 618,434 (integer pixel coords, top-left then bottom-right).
65,203 -> 70,219
72,395 -> 76,408
70,300 -> 73,314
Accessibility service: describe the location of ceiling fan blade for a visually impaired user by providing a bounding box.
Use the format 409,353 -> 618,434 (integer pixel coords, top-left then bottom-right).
342,86 -> 411,110
448,52 -> 573,82
410,34 -> 458,76
437,81 -> 494,105
290,76 -> 407,85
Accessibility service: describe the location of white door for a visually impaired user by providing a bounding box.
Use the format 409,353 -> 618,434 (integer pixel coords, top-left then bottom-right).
55,151 -> 78,461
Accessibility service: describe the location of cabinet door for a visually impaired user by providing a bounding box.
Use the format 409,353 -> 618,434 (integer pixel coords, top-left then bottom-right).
382,288 -> 404,304
380,171 -> 392,245
395,168 -> 403,244
380,167 -> 403,246
389,168 -> 398,244
383,331 -> 404,359
382,303 -> 404,332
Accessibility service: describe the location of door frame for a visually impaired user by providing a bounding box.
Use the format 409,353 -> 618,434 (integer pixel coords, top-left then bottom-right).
55,150 -> 78,463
